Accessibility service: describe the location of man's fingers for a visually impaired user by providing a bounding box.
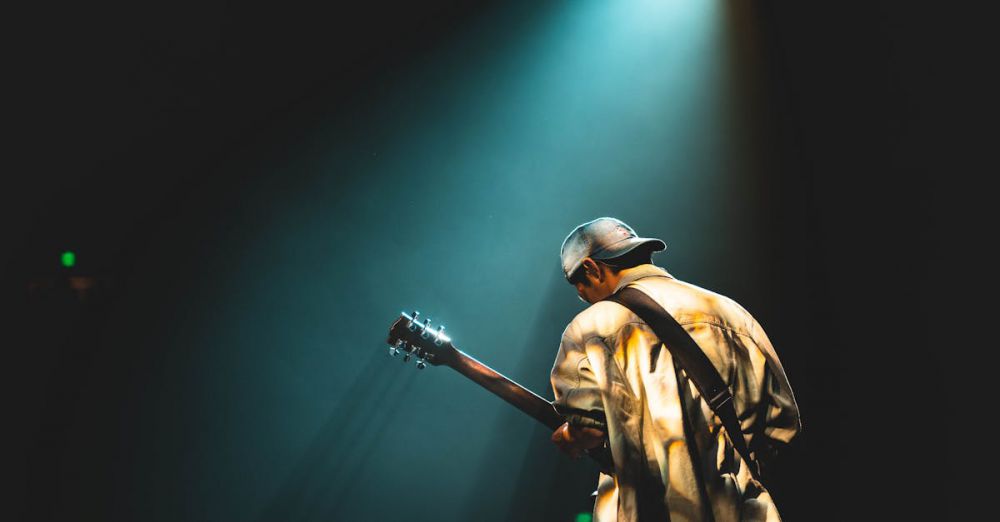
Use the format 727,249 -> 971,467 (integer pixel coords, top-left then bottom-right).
552,422 -> 606,459
551,422 -> 567,442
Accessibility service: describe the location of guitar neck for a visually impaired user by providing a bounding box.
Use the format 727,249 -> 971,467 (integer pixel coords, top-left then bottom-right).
385,311 -> 613,474
445,348 -> 564,431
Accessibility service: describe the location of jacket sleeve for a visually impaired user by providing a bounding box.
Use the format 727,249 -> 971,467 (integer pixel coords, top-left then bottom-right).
747,319 -> 802,471
550,330 -> 608,432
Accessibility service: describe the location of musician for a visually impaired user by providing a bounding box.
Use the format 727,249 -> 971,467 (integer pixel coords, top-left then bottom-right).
549,217 -> 800,521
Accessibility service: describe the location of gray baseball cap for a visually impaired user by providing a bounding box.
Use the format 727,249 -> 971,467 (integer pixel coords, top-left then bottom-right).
560,217 -> 666,279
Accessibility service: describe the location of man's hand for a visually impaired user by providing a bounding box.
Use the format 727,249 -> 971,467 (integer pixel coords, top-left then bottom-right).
551,421 -> 607,459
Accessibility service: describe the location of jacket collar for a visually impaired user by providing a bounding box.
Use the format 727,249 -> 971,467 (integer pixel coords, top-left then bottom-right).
612,264 -> 674,294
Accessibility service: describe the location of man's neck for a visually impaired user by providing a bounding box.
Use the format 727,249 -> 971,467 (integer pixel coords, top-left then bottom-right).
611,264 -> 673,294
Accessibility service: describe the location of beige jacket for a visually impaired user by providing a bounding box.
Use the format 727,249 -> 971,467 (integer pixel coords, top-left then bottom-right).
550,264 -> 800,522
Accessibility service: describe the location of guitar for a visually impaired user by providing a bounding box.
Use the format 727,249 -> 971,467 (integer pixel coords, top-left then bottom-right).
385,310 -> 613,473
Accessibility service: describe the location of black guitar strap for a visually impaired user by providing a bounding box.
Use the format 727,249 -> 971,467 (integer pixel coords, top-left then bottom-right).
604,285 -> 764,484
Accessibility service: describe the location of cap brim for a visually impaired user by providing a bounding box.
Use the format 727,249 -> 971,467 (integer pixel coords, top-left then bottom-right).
590,237 -> 666,260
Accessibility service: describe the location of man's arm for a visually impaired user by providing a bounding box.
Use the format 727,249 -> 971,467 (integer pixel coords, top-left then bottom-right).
550,330 -> 609,459
747,319 -> 802,475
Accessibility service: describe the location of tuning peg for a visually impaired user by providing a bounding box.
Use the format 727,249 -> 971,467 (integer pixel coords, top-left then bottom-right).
434,325 -> 446,346
389,339 -> 404,356
419,318 -> 432,338
416,358 -> 426,369
407,311 -> 420,331
403,352 -> 411,362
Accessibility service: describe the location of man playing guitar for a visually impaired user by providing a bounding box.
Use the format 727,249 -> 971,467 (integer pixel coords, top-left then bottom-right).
549,217 -> 800,522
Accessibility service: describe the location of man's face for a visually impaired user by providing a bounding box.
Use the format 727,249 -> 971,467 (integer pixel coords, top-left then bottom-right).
573,279 -> 603,304
571,259 -> 617,304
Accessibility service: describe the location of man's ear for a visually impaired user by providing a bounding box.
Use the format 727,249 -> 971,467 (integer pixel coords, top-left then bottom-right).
581,258 -> 602,282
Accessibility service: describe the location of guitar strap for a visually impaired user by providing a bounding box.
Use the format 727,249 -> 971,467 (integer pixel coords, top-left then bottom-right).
604,285 -> 764,484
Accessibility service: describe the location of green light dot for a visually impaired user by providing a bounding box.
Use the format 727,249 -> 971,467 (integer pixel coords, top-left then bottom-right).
61,251 -> 76,268
575,513 -> 593,522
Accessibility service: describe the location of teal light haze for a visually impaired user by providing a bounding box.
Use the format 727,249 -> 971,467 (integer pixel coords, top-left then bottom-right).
75,2 -> 768,521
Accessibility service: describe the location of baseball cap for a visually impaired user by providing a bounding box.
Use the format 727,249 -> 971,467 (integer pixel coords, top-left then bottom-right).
560,217 -> 666,280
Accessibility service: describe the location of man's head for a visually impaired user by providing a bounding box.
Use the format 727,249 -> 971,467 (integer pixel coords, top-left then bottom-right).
560,217 -> 666,303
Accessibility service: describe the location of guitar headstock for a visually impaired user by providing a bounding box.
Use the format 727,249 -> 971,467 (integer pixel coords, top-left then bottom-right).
385,310 -> 458,369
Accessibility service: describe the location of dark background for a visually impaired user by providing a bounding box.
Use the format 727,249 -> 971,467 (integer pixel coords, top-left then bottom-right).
6,1 -> 937,520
